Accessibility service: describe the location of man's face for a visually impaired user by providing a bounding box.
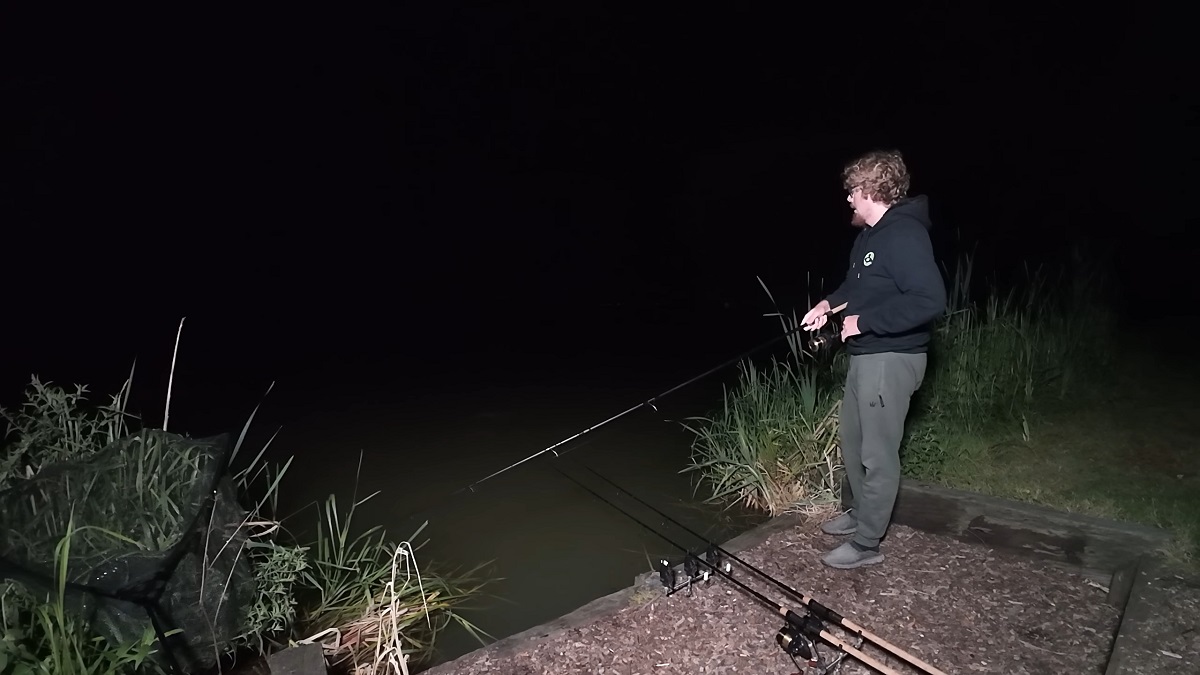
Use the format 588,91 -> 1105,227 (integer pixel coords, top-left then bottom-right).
847,186 -> 869,228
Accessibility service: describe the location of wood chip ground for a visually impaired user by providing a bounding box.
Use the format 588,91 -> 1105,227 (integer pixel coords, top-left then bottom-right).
420,519 -> 1167,674
1107,564 -> 1200,675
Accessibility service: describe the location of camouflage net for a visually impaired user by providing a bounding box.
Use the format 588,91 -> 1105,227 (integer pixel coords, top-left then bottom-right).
0,429 -> 257,672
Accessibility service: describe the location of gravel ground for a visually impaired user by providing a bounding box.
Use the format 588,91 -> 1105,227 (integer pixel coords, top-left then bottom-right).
421,520 -> 1130,674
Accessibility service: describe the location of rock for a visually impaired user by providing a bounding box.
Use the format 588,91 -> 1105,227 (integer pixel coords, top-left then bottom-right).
267,643 -> 328,675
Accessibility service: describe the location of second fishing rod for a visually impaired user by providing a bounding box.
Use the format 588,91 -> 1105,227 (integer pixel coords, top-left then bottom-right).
557,457 -> 948,675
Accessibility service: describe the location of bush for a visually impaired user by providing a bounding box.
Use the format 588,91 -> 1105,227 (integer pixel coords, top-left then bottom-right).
681,357 -> 843,516
0,369 -> 491,674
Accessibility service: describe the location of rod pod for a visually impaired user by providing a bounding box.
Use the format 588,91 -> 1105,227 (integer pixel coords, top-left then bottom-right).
570,461 -> 949,675
552,464 -> 903,675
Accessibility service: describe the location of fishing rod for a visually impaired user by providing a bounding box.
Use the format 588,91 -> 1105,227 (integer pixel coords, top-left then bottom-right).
549,462 -> 901,675
451,319 -> 817,497
455,306 -> 849,496
570,459 -> 949,675
385,307 -> 844,539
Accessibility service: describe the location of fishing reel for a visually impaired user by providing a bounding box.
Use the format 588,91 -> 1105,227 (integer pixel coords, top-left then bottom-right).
777,623 -> 818,661
777,613 -> 849,674
805,315 -> 843,355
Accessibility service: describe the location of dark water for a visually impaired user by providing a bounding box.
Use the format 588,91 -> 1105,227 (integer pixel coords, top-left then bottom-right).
0,294 -> 797,664
264,380 -> 768,664
124,302 -> 790,665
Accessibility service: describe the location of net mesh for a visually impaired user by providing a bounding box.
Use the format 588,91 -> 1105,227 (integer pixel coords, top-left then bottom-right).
0,429 -> 257,671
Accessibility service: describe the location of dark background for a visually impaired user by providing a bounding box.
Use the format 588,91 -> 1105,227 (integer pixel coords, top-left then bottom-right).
0,5 -> 1189,429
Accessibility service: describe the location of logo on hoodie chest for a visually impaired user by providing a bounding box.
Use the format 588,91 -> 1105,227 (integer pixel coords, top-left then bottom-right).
863,251 -> 875,267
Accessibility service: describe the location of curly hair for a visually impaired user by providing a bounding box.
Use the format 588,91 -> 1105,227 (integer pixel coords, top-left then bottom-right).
841,150 -> 910,206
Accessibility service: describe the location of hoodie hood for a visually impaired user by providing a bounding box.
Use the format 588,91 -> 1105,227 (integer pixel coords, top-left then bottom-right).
874,194 -> 932,231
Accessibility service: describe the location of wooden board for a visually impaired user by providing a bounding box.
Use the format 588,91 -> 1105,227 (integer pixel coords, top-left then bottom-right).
1104,555 -> 1161,675
842,476 -> 1172,582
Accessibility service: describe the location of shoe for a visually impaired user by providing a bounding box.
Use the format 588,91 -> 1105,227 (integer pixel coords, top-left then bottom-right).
820,511 -> 857,536
821,542 -> 884,569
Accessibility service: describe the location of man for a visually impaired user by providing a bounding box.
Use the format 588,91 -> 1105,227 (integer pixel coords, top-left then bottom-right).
801,149 -> 947,569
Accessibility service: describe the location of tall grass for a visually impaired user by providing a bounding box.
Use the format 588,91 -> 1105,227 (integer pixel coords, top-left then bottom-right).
0,372 -> 136,490
1,354 -> 493,673
292,491 -> 492,673
680,357 -> 844,516
680,276 -> 848,516
917,251 -> 1117,426
2,431 -> 218,570
683,244 -> 1120,512
900,248 -> 1119,475
0,514 -> 163,675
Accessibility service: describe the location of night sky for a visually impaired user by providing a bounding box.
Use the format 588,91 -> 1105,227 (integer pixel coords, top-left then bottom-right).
0,5 -> 1188,418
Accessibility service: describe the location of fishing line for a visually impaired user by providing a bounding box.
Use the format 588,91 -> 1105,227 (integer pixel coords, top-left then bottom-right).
565,458 -> 949,675
547,460 -> 904,675
382,318 -> 820,531
451,327 -> 799,495
380,309 -> 841,550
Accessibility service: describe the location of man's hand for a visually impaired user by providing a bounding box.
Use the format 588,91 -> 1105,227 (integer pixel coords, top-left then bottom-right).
801,300 -> 832,331
841,315 -> 862,340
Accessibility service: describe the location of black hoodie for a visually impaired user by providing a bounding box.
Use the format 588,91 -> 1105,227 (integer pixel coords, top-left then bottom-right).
825,195 -> 947,356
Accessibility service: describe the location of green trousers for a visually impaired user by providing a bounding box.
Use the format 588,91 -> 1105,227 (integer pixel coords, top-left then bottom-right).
840,351 -> 927,549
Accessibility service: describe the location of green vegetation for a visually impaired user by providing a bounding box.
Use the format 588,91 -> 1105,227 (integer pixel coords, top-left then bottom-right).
680,278 -> 849,517
0,366 -> 490,674
684,246 -> 1199,572
680,358 -> 845,516
294,492 -> 490,673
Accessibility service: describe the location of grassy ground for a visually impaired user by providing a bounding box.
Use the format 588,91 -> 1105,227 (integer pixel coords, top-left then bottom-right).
926,335 -> 1200,573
